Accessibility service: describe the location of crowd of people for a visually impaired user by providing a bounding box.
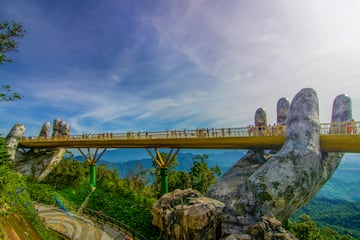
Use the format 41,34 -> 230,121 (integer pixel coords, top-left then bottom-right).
26,120 -> 359,141
79,124 -> 288,140
247,124 -> 287,136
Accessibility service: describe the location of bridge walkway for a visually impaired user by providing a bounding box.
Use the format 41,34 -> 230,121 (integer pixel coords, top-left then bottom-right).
19,121 -> 360,153
35,203 -> 125,240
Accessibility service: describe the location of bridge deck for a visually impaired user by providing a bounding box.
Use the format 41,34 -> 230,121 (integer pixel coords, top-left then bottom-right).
19,135 -> 284,149
19,122 -> 360,153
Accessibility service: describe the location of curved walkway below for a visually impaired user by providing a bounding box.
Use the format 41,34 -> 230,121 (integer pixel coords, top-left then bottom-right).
34,203 -> 125,240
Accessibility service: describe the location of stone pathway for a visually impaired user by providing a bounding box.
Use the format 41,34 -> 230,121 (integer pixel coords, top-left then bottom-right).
35,203 -> 125,240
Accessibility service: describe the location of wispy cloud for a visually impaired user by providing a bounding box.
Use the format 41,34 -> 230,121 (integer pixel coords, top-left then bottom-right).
142,0 -> 360,122
1,0 -> 360,136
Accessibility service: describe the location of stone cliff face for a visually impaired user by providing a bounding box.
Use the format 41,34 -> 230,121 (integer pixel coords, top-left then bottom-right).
6,119 -> 69,181
153,88 -> 351,240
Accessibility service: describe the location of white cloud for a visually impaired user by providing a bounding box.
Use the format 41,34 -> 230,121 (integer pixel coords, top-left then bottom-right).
140,0 -> 360,124
2,0 -> 360,136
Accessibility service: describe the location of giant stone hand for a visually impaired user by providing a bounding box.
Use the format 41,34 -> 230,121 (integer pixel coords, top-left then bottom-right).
6,119 -> 69,181
206,88 -> 351,237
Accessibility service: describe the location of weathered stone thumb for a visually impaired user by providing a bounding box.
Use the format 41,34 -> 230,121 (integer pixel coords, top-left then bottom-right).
245,88 -> 321,222
6,124 -> 26,162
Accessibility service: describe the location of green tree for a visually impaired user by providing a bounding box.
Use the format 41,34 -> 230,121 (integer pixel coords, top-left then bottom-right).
126,162 -> 148,191
289,214 -> 354,239
151,153 -> 222,196
0,20 -> 25,101
0,137 -> 11,167
44,158 -> 87,187
290,214 -> 324,240
189,154 -> 221,194
169,170 -> 191,191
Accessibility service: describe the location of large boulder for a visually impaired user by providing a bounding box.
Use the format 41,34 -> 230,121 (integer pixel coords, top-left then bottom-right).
152,189 -> 225,240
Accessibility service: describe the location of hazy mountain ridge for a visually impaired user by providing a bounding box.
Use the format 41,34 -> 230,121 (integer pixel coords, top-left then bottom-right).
315,154 -> 360,202
96,150 -> 246,177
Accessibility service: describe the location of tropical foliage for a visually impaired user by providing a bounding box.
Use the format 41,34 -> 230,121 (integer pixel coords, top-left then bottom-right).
189,154 -> 221,194
0,137 -> 58,239
0,20 -> 25,101
151,153 -> 221,196
289,214 -> 353,240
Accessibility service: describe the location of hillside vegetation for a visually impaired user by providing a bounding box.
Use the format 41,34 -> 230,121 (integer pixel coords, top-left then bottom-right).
32,153 -> 356,240
26,153 -> 222,239
292,198 -> 360,238
0,138 -> 60,239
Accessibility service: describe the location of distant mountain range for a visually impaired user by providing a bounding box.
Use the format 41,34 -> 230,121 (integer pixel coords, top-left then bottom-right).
73,149 -> 360,202
74,148 -> 246,174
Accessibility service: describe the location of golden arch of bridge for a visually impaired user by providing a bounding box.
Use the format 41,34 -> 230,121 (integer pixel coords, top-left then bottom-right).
19,121 -> 360,153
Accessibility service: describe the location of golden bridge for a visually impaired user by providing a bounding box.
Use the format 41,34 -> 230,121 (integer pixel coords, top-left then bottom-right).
19,122 -> 360,153
17,121 -> 360,193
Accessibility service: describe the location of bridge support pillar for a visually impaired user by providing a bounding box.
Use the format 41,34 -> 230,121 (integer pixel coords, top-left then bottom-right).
78,148 -> 107,190
160,168 -> 169,195
146,148 -> 180,196
89,164 -> 96,189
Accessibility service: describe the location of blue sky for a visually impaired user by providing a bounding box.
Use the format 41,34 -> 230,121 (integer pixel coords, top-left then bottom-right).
1,0 -> 360,137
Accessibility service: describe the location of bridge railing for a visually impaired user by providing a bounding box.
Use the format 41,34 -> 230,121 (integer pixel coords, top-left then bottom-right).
320,121 -> 359,135
20,121 -> 360,142
21,125 -> 285,142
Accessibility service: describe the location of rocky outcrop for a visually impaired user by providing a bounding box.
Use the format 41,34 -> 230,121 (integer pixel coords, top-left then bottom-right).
153,189 -> 297,240
6,119 -> 69,181
152,189 -> 225,240
154,88 -> 351,240
221,215 -> 296,240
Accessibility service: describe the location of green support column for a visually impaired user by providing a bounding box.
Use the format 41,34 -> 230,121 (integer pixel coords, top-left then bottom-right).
146,148 -> 180,197
78,148 -> 107,191
160,168 -> 168,195
89,164 -> 96,189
